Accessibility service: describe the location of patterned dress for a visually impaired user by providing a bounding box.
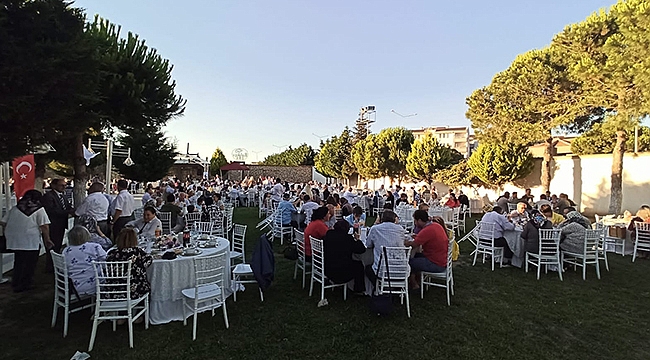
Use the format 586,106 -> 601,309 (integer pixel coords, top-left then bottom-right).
106,247 -> 153,299
64,243 -> 107,295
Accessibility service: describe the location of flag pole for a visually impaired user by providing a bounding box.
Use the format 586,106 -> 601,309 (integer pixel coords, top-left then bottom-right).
1,162 -> 11,283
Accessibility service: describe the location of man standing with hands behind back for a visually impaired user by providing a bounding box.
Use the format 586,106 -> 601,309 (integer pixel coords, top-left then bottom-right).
42,179 -> 74,272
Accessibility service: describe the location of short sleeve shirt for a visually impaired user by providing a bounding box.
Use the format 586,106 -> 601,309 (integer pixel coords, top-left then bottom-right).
3,207 -> 50,251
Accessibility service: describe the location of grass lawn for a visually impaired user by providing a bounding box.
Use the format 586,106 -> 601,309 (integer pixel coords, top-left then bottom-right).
1,207 -> 649,360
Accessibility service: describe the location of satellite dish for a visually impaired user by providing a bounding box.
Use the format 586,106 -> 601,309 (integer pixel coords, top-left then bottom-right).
231,148 -> 249,161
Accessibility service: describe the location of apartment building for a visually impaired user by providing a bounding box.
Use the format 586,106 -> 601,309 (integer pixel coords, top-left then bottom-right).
410,126 -> 471,157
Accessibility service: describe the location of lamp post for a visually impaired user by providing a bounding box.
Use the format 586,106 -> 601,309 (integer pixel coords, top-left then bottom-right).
89,139 -> 134,193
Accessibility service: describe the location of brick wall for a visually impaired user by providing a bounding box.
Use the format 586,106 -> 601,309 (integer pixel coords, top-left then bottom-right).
225,165 -> 313,183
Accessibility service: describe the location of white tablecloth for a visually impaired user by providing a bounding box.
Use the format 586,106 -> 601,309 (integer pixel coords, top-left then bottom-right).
429,208 -> 453,222
503,229 -> 524,268
147,238 -> 231,325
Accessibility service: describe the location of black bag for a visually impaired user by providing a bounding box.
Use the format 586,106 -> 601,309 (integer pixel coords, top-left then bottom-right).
0,234 -> 7,253
283,244 -> 298,260
369,247 -> 393,316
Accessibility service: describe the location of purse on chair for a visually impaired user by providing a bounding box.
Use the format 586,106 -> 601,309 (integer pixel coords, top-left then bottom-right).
369,247 -> 394,316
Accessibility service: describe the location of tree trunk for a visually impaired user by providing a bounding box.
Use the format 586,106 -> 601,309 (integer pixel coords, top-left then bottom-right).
608,130 -> 627,214
540,137 -> 557,193
72,133 -> 88,207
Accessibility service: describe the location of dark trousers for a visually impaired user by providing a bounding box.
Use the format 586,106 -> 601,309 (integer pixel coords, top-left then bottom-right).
112,215 -> 134,241
494,237 -> 514,259
351,260 -> 365,292
12,250 -> 39,292
45,222 -> 66,272
365,264 -> 378,292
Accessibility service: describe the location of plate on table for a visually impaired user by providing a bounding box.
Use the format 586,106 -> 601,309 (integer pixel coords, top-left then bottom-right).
182,249 -> 202,256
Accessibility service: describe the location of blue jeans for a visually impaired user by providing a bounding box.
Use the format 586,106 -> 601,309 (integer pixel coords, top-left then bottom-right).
409,253 -> 445,273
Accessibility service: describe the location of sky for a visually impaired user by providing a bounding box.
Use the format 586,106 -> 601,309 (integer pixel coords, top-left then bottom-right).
75,0 -> 617,162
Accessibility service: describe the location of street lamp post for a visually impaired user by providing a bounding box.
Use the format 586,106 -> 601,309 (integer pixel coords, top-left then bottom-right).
89,139 -> 134,193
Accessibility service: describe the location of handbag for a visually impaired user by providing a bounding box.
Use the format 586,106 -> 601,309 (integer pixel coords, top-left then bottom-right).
369,246 -> 394,316
283,244 -> 298,260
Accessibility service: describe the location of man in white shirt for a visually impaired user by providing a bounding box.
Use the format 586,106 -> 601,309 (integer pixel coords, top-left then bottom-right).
271,178 -> 284,203
343,187 -> 357,205
301,194 -> 320,226
111,179 -> 135,238
377,185 -> 387,197
480,206 -> 515,263
75,182 -> 110,235
364,210 -> 408,287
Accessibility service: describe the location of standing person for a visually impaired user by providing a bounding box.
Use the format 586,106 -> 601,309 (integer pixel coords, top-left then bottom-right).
75,182 -> 110,236
271,178 -> 284,203
0,190 -> 53,292
42,179 -> 74,272
111,179 -> 135,239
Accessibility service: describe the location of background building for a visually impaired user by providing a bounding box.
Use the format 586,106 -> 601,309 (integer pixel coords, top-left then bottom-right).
410,126 -> 471,157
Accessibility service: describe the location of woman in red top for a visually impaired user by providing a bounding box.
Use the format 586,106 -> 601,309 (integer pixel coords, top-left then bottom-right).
303,206 -> 331,259
444,193 -> 460,208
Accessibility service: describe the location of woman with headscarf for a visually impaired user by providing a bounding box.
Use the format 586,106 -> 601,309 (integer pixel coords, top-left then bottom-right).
0,190 -> 54,292
559,211 -> 591,253
521,210 -> 553,254
78,214 -> 113,250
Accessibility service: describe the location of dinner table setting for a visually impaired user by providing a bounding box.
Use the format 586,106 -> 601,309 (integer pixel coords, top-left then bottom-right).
139,231 -> 231,325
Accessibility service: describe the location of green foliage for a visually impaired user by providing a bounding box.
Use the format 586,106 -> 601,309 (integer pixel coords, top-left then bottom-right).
406,133 -> 463,182
572,121 -> 650,155
433,160 -> 486,188
468,143 -> 534,187
314,128 -> 355,179
115,127 -> 178,182
209,148 -> 228,176
261,144 -> 316,166
351,134 -> 383,179
351,127 -> 414,182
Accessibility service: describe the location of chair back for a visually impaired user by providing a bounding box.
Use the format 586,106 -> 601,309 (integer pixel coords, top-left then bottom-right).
51,250 -> 70,303
334,209 -> 343,221
378,246 -> 411,291
507,203 -> 517,212
583,229 -> 602,257
477,221 -> 496,246
193,252 -> 227,289
184,212 -> 201,229
537,228 -> 562,256
232,224 -> 247,254
225,207 -> 234,231
133,207 -> 144,220
310,237 -> 325,279
294,229 -> 306,262
158,212 -> 172,234
635,222 -> 650,243
193,221 -> 214,235
93,260 -> 134,303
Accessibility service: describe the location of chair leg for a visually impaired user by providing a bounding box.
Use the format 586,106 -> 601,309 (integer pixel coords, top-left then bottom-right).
192,312 -> 198,341
405,291 -> 411,318
63,305 -> 69,338
145,298 -> 149,330
343,284 -> 347,301
183,299 -> 188,326
557,256 -> 563,281
293,263 -> 298,280
595,258 -> 601,280
446,283 -> 450,306
88,317 -> 99,352
128,309 -> 134,348
51,300 -> 58,329
632,244 -> 637,262
582,258 -> 587,280
420,275 -> 424,299
301,268 -> 306,289
525,254 -> 529,273
222,300 -> 229,328
309,273 -> 314,297
259,287 -> 264,302
320,281 -> 325,302
603,249 -> 610,271
472,248 -> 478,266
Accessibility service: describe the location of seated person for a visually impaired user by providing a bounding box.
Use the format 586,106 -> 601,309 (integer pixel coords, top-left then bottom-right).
534,194 -> 552,210
395,193 -> 410,207
64,226 -> 107,295
159,193 -> 184,232
304,206 -> 331,260
344,206 -> 366,229
277,193 -> 299,228
107,228 -> 153,307
521,210 -> 553,254
457,191 -> 469,209
444,193 -> 460,208
323,220 -> 367,293
540,204 -> 563,226
126,206 -> 162,238
508,202 -> 530,227
340,198 -> 354,217
405,210 -> 448,290
480,206 -> 516,264
364,210 -> 407,287
559,211 -> 591,253
78,214 -> 113,250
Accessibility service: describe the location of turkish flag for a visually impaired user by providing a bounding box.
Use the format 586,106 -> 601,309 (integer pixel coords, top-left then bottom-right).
12,154 -> 35,199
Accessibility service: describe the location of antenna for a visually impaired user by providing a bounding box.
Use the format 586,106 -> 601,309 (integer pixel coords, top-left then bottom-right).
272,144 -> 288,152
252,150 -> 262,161
390,109 -> 417,118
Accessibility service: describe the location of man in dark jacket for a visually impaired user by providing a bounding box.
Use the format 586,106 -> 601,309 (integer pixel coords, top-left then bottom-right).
42,179 -> 74,272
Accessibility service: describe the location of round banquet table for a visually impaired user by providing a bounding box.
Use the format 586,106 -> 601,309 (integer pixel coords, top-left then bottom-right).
147,237 -> 231,325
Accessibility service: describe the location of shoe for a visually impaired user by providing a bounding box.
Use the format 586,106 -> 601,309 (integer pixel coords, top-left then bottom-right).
134,317 -> 144,324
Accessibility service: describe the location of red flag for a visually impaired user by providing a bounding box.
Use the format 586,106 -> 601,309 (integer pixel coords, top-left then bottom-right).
12,154 -> 35,199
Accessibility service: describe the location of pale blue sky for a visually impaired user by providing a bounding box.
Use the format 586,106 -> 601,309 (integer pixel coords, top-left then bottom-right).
75,0 -> 616,162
